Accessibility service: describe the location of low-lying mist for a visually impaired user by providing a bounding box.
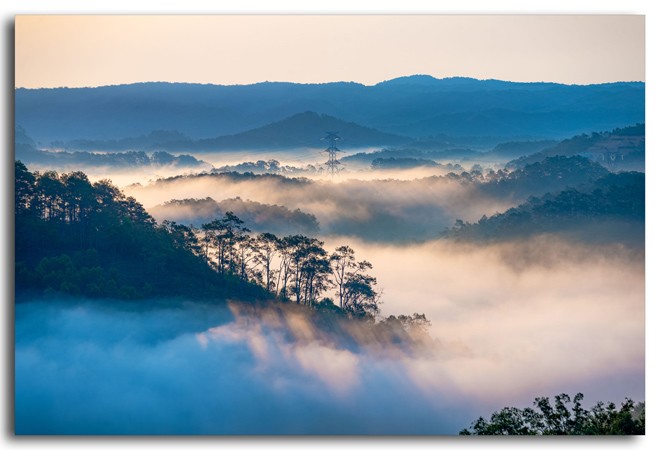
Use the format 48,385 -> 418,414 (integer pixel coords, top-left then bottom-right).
15,236 -> 644,434
125,173 -> 514,242
25,161 -> 212,192
324,235 -> 644,403
15,298 -> 470,434
190,147 -> 380,169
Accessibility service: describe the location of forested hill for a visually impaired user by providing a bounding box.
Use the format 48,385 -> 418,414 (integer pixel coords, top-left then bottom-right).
150,197 -> 320,235
15,161 -> 433,344
475,155 -> 610,202
15,126 -> 210,170
15,161 -> 267,301
445,171 -> 644,246
506,124 -> 645,171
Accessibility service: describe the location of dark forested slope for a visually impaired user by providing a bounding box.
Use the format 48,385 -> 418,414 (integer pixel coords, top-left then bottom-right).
14,161 -> 267,301
445,170 -> 644,246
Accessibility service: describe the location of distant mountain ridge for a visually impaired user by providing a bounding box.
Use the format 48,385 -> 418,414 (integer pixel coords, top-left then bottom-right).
170,111 -> 410,151
16,76 -> 644,144
48,111 -> 410,152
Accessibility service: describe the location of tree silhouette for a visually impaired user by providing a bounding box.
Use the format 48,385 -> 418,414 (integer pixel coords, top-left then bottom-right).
14,161 -> 270,301
342,262 -> 380,317
330,245 -> 356,309
460,393 -> 645,435
15,161 -> 35,217
254,232 -> 280,293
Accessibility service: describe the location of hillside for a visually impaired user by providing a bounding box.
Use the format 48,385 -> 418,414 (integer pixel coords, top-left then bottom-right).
150,197 -> 320,235
16,127 -> 210,169
186,111 -> 410,151
16,77 -> 644,144
445,171 -> 644,246
481,139 -> 558,160
477,155 -> 611,202
341,147 -> 476,167
507,124 -> 645,171
14,161 -> 266,301
47,111 -> 409,152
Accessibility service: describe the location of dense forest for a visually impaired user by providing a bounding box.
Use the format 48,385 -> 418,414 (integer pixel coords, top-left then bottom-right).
15,161 -> 431,331
15,161 -> 266,301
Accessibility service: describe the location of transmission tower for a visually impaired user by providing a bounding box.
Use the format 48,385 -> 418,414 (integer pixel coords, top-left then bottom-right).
323,131 -> 342,177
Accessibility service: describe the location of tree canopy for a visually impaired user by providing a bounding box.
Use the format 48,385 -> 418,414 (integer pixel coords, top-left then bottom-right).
460,393 -> 644,435
15,161 -> 266,301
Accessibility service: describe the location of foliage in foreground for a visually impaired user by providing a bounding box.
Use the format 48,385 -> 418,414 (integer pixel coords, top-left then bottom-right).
459,393 -> 644,435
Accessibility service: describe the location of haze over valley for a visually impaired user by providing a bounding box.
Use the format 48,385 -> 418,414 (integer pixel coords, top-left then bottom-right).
15,73 -> 646,435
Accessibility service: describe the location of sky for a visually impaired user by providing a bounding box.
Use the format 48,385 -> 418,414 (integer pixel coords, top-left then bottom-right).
15,14 -> 645,88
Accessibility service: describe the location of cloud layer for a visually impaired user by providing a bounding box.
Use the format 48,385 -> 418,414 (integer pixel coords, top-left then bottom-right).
15,236 -> 644,435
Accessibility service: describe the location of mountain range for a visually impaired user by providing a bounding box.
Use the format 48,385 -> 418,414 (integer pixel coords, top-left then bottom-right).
59,112 -> 409,152
16,76 -> 644,147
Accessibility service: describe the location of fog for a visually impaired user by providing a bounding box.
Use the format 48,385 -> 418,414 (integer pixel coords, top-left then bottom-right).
16,147 -> 644,434
15,298 -> 472,434
26,161 -> 212,192
125,173 -> 515,242
15,235 -> 644,434
190,147 -> 381,169
323,236 -> 644,403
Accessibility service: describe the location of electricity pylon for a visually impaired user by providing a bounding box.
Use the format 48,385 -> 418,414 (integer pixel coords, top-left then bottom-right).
323,131 -> 342,177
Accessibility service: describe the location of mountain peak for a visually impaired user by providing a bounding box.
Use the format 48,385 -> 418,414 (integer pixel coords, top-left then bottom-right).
377,74 -> 442,86
196,111 -> 410,151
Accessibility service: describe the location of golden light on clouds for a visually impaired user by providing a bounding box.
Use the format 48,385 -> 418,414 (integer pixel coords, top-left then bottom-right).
15,15 -> 644,88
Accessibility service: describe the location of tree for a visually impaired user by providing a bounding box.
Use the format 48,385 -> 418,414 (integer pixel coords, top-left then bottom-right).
92,179 -> 126,228
60,171 -> 95,223
273,235 -> 331,305
254,232 -> 280,293
15,161 -> 35,217
330,245 -> 356,309
275,235 -> 295,299
15,162 -> 275,301
460,393 -> 644,435
342,263 -> 380,317
162,221 -> 201,254
122,196 -> 156,227
221,211 -> 249,275
300,250 -> 332,305
201,219 -> 224,272
235,233 -> 258,282
60,171 -> 96,249
330,246 -> 380,316
35,170 -> 64,221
